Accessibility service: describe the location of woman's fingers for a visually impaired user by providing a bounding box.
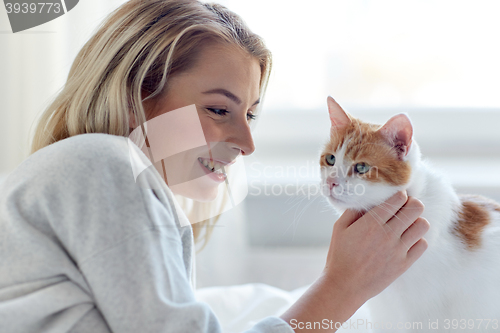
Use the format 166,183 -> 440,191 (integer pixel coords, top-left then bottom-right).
384,196 -> 425,237
335,209 -> 364,229
406,238 -> 429,265
323,190 -> 430,305
357,191 -> 408,227
400,217 -> 430,249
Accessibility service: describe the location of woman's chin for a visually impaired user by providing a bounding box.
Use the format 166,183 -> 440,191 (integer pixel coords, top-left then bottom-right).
170,176 -> 220,202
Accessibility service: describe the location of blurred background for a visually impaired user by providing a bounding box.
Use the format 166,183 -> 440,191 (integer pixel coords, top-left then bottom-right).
1,0 -> 499,291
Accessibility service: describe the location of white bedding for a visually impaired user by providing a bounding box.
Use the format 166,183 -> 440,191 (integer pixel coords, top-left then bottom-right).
195,283 -> 373,333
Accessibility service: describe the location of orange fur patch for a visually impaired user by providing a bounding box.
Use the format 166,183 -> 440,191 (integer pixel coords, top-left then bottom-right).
320,117 -> 411,186
453,194 -> 499,250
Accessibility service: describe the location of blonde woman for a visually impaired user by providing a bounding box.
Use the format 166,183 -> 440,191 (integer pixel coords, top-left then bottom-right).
0,0 -> 429,332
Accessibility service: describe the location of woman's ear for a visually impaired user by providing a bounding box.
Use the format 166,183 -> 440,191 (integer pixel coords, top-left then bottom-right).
130,90 -> 157,130
129,110 -> 138,129
327,96 -> 351,130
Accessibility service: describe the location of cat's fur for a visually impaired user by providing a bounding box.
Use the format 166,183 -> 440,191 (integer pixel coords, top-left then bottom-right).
320,96 -> 500,332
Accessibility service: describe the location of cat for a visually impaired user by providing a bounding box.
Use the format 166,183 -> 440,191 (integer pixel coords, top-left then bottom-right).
319,96 -> 500,333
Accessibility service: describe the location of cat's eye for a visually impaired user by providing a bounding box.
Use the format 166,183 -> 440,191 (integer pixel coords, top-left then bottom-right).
325,154 -> 335,166
355,162 -> 370,174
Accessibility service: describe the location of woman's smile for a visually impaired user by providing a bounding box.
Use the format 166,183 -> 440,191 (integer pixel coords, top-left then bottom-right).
197,157 -> 228,183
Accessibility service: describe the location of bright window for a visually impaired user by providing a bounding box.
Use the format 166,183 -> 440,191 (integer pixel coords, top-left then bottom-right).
216,0 -> 500,111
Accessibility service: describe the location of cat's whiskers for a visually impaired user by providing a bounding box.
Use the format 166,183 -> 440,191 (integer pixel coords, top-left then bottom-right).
282,195 -> 309,239
283,194 -> 321,240
319,201 -> 336,214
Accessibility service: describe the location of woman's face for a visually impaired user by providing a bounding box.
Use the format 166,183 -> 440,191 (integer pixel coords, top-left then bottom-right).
145,43 -> 261,201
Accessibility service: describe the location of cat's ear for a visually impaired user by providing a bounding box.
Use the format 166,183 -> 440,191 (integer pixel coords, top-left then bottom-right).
327,96 -> 351,129
378,113 -> 413,160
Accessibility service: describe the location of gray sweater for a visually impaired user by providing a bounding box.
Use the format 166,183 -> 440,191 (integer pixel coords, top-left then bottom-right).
0,133 -> 293,333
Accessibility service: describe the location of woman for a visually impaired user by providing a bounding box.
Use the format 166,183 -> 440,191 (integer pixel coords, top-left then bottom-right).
0,0 -> 429,332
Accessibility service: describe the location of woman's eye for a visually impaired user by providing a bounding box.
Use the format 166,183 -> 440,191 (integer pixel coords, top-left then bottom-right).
247,113 -> 256,121
325,154 -> 335,166
355,162 -> 370,174
207,108 -> 229,116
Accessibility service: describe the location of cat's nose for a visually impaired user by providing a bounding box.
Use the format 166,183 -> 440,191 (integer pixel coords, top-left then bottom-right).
326,178 -> 339,190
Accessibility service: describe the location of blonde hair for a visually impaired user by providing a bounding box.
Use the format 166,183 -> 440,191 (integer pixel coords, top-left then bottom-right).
30,0 -> 272,247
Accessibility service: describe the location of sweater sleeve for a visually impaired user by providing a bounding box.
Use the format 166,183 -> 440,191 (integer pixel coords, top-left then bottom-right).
75,205 -> 293,333
19,134 -> 293,333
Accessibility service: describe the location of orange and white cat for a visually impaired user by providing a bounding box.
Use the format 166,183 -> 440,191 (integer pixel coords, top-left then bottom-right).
320,96 -> 500,332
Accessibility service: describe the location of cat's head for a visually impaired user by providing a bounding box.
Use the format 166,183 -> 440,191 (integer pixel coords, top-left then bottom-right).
320,96 -> 420,213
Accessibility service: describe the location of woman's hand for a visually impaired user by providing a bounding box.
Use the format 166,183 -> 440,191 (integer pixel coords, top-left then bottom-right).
280,191 -> 429,332
323,190 -> 429,306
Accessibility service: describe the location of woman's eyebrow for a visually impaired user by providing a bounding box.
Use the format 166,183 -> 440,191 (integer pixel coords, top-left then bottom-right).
202,88 -> 260,106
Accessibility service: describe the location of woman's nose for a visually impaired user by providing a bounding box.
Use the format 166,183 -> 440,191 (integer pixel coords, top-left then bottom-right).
231,120 -> 255,156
